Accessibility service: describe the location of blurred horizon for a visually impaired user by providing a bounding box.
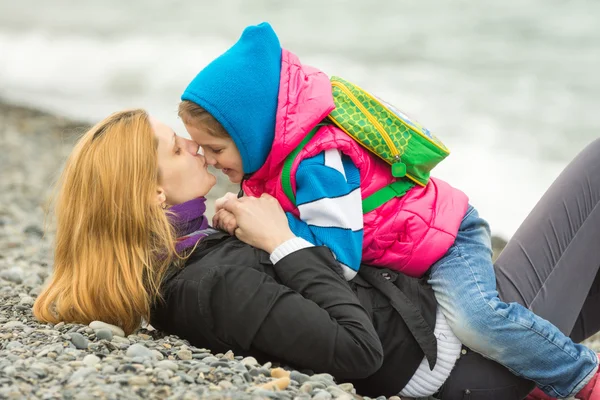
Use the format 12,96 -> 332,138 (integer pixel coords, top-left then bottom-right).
1,0 -> 599,238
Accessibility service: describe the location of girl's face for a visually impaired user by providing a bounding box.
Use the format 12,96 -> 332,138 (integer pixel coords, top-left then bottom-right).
184,122 -> 245,184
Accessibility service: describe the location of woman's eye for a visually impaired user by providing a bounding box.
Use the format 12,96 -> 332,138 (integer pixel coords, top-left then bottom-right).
213,149 -> 223,155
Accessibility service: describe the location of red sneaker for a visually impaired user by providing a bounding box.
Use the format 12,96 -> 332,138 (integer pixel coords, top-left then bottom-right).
576,369 -> 600,400
524,387 -> 556,400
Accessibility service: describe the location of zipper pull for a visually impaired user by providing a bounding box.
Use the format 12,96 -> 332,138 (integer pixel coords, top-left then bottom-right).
237,173 -> 251,198
392,156 -> 406,178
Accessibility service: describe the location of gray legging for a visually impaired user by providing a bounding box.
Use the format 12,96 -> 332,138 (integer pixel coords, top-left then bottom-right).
436,138 -> 600,400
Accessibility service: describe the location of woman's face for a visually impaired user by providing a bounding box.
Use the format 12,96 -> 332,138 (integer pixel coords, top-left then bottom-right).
184,123 -> 245,184
152,117 -> 216,206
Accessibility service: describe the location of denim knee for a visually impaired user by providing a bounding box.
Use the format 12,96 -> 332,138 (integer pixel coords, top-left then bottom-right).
445,297 -> 515,356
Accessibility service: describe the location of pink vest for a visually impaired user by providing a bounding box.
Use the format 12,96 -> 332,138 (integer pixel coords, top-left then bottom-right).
243,49 -> 469,277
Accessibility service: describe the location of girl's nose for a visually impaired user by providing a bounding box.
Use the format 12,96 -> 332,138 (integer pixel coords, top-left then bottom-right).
204,153 -> 217,166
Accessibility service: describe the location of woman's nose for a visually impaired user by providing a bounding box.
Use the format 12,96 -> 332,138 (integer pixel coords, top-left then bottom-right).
186,139 -> 201,155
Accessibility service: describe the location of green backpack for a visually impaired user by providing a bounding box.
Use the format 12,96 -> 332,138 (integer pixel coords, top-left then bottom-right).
282,76 -> 450,214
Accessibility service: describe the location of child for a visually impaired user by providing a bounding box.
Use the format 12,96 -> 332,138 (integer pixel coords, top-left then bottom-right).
178,22 -> 599,399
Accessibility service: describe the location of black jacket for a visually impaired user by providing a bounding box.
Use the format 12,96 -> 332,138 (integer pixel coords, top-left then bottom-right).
150,233 -> 438,397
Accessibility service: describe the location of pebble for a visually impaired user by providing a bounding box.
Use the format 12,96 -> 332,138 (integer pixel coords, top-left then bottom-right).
338,383 -> 355,393
202,356 -> 219,364
326,386 -> 347,398
83,354 -> 100,367
310,373 -> 336,385
30,363 -> 48,378
68,367 -> 96,385
156,360 -> 178,371
0,267 -> 24,284
219,380 -> 234,390
311,390 -> 332,400
6,341 -> 23,350
333,395 -> 353,400
299,383 -> 313,393
69,332 -> 89,349
176,349 -> 193,360
290,371 -> 310,384
252,389 -> 283,399
157,370 -> 174,381
210,360 -> 229,368
196,365 -> 212,374
101,365 -> 116,374
89,321 -> 125,338
94,329 -> 113,341
309,382 -> 327,391
23,224 -> 44,237
2,321 -> 25,329
126,343 -> 155,359
119,364 -> 137,373
111,336 -> 130,345
233,363 -> 248,374
152,350 -> 165,361
241,356 -> 258,367
128,376 -> 149,386
19,295 -> 34,305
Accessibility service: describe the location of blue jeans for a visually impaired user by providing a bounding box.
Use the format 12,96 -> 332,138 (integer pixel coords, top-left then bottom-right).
428,205 -> 598,398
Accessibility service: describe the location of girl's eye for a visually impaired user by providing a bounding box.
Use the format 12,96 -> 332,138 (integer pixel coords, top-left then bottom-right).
175,148 -> 181,155
213,149 -> 223,155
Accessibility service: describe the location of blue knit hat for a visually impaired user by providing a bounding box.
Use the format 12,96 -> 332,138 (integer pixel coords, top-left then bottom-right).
181,22 -> 282,174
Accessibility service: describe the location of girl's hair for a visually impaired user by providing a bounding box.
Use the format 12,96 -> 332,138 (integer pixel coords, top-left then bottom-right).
33,109 -> 178,335
178,100 -> 230,138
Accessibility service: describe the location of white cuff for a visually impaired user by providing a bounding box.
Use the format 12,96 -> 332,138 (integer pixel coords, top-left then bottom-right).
269,237 -> 314,264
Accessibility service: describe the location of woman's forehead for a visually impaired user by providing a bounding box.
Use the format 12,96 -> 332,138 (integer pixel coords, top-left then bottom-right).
150,116 -> 175,144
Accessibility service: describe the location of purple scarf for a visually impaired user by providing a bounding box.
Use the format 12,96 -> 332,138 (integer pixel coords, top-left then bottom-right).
168,197 -> 217,253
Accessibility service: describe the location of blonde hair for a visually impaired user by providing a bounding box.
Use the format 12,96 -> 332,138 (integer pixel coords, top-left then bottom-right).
178,100 -> 230,138
33,109 -> 178,335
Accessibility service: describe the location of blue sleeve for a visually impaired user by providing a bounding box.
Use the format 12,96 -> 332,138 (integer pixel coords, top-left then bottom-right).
285,149 -> 363,280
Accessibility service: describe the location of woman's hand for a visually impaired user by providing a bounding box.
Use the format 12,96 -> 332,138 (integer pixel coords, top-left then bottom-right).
220,194 -> 296,253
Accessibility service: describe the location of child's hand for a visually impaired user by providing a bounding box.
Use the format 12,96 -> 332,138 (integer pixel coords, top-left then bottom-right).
215,192 -> 238,212
220,194 -> 295,253
212,209 -> 238,235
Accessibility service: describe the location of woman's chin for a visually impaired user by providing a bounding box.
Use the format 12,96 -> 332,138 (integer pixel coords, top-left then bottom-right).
209,173 -> 218,187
